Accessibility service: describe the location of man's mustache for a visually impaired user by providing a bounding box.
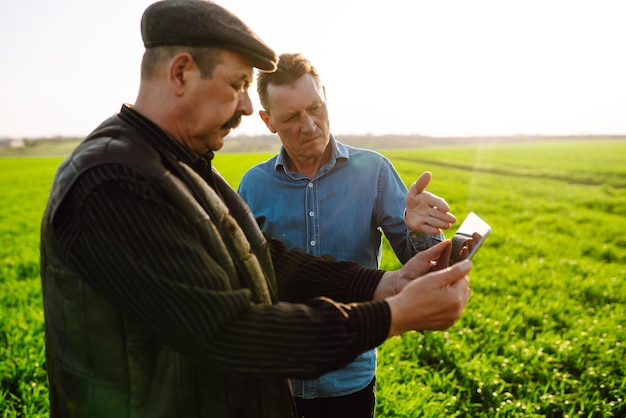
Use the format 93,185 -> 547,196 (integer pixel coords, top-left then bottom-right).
221,114 -> 242,130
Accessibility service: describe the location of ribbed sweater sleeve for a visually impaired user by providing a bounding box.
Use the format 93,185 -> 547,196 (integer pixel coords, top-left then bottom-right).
267,237 -> 384,304
54,164 -> 390,379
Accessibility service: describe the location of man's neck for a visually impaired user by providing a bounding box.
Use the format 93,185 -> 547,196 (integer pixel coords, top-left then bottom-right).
284,146 -> 333,178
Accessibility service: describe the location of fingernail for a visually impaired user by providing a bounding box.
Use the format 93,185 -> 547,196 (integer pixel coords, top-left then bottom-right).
458,259 -> 472,269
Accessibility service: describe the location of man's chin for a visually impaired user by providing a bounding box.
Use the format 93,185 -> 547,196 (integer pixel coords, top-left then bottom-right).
208,129 -> 231,152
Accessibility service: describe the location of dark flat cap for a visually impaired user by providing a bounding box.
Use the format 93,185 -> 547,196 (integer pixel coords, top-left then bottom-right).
141,0 -> 277,71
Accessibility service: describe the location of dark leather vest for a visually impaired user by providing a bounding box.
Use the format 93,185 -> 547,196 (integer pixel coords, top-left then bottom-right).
40,115 -> 297,417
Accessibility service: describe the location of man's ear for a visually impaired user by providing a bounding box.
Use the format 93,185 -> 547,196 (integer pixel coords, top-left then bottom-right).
168,52 -> 194,96
259,110 -> 277,133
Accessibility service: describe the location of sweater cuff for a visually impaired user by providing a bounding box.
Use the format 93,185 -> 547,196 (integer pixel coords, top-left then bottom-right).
349,300 -> 391,353
347,267 -> 385,302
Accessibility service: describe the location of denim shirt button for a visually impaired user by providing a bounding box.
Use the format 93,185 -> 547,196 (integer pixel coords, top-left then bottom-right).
308,182 -> 313,187
310,240 -> 316,247
309,211 -> 315,216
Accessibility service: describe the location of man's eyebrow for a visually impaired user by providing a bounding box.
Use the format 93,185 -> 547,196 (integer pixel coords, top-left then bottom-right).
308,99 -> 324,109
230,71 -> 253,84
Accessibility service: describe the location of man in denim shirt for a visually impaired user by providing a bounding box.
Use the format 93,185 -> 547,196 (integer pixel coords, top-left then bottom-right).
238,53 -> 457,418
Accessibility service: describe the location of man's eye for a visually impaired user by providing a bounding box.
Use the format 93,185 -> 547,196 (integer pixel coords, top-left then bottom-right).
310,104 -> 323,113
232,81 -> 250,93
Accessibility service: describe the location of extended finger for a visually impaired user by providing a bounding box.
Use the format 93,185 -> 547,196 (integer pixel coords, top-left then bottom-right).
429,198 -> 452,216
430,238 -> 452,270
416,239 -> 451,263
410,171 -> 432,195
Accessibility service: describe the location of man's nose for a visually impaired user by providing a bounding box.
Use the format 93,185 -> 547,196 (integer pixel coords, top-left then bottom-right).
237,91 -> 253,116
301,113 -> 316,132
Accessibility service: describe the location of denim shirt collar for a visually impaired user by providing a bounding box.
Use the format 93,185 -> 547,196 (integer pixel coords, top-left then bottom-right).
275,134 -> 349,180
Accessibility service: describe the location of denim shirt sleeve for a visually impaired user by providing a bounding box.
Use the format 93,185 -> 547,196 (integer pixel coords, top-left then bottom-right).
376,157 -> 444,263
407,229 -> 446,252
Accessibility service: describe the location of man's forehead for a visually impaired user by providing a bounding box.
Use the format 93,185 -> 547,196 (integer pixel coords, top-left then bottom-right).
268,76 -> 324,106
218,49 -> 254,79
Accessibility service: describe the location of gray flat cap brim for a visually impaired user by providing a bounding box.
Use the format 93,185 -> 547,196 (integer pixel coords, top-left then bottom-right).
141,0 -> 277,71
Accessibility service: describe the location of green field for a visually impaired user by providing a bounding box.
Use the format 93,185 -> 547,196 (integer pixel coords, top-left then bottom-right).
1,139 -> 625,417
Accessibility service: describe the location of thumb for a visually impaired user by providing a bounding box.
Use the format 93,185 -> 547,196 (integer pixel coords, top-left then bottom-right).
409,171 -> 432,195
435,259 -> 472,286
415,239 -> 451,262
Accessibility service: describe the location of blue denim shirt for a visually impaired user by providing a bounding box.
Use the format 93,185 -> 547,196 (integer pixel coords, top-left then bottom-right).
238,137 -> 442,398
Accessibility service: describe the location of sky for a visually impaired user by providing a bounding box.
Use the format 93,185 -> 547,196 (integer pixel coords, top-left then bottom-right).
1,0 -> 625,139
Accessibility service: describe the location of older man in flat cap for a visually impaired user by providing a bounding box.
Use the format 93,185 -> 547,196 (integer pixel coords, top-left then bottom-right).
39,1 -> 472,417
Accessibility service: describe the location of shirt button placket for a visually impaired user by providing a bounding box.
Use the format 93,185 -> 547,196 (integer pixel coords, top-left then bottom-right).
306,182 -> 318,254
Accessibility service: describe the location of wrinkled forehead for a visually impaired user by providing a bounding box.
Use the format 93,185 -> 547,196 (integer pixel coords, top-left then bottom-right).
214,49 -> 255,80
267,74 -> 324,108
